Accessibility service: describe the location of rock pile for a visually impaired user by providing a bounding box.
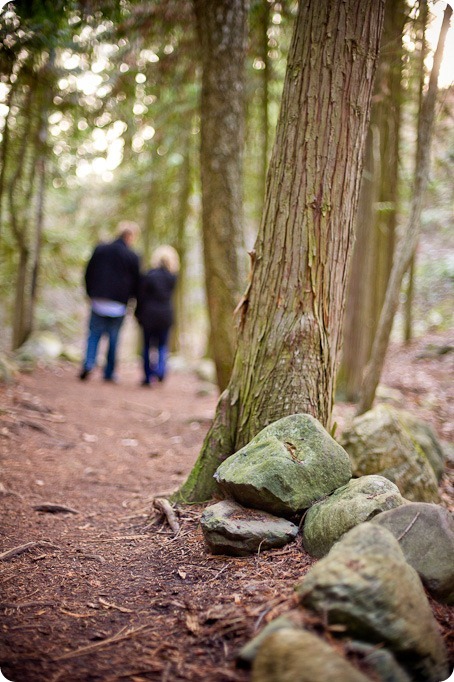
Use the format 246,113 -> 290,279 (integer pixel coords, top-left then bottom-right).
199,410 -> 453,680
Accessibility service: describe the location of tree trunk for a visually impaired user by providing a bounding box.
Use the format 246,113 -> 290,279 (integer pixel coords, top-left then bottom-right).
175,0 -> 385,503
12,246 -> 30,350
8,84 -> 37,350
337,128 -> 377,402
171,128 -> 192,354
194,0 -> 248,391
29,52 -> 54,335
258,0 -> 271,212
404,0 -> 429,344
143,176 -> 157,266
404,255 -> 415,343
357,4 -> 452,416
338,0 -> 406,401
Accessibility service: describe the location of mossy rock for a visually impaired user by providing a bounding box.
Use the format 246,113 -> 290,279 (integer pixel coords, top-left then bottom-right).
303,475 -> 407,557
341,405 -> 440,503
214,414 -> 352,516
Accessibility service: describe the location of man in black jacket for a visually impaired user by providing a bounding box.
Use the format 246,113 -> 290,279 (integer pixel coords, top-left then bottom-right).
79,222 -> 140,382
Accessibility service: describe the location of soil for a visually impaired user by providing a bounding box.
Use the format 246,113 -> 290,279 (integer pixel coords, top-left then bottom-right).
0,331 -> 453,682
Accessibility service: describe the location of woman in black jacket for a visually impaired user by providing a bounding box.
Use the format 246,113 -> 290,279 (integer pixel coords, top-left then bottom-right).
135,245 -> 179,385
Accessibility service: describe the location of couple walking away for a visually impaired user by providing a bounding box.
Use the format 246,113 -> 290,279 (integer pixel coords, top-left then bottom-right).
79,221 -> 179,386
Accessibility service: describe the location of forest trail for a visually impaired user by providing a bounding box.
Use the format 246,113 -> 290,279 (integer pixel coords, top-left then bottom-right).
0,332 -> 453,681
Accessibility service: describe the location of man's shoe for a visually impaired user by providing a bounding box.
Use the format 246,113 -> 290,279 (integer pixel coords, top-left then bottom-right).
104,376 -> 119,384
79,369 -> 91,380
141,379 -> 151,387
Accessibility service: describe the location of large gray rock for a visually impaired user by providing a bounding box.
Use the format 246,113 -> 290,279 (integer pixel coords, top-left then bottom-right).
372,502 -> 454,604
397,410 -> 446,482
200,499 -> 298,556
251,628 -> 370,682
296,523 -> 448,682
341,405 -> 440,503
214,414 -> 352,516
303,475 -> 407,558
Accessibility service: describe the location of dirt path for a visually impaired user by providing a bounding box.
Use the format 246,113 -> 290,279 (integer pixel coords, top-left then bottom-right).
0,334 -> 453,681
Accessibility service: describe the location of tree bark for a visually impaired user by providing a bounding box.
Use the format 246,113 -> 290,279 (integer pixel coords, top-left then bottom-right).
171,127 -> 192,354
337,128 -> 377,402
339,0 -> 406,401
175,0 -> 385,503
258,0 -> 271,213
357,4 -> 452,416
404,0 -> 429,344
194,0 -> 248,391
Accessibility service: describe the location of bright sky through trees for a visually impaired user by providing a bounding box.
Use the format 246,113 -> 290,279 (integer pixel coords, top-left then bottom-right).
0,0 -> 452,183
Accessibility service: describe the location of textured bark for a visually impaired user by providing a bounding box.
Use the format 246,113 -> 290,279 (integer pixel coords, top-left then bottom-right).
337,129 -> 377,402
339,0 -> 406,401
175,0 -> 385,503
404,0 -> 429,344
258,0 -> 271,210
194,0 -> 248,391
357,5 -> 452,416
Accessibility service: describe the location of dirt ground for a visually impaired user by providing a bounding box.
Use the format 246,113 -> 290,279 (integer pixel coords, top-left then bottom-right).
0,331 -> 453,682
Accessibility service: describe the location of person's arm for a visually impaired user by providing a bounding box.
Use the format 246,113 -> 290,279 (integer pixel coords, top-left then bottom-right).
84,250 -> 96,297
132,253 -> 141,300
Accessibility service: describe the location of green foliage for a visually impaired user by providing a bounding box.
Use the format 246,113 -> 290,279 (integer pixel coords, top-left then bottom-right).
0,0 -> 451,353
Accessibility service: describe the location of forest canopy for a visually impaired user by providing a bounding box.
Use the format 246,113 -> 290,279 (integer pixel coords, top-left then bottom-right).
0,0 -> 452,368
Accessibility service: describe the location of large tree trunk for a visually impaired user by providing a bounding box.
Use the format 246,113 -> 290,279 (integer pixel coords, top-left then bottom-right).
175,0 -> 385,503
338,0 -> 406,401
194,0 -> 248,391
357,4 -> 452,416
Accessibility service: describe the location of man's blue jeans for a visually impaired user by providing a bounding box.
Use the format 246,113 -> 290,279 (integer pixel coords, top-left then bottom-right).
142,328 -> 169,383
83,311 -> 124,380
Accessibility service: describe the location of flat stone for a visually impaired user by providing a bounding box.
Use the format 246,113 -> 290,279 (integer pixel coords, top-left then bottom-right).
200,499 -> 298,556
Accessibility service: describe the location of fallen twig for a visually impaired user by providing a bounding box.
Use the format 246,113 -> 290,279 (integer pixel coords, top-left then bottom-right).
0,541 -> 59,562
80,535 -> 147,543
0,600 -> 55,610
10,405 -> 65,423
397,512 -> 420,542
99,597 -> 133,613
52,624 -> 150,661
17,418 -> 57,436
32,503 -> 79,514
153,498 -> 180,534
60,608 -> 96,618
